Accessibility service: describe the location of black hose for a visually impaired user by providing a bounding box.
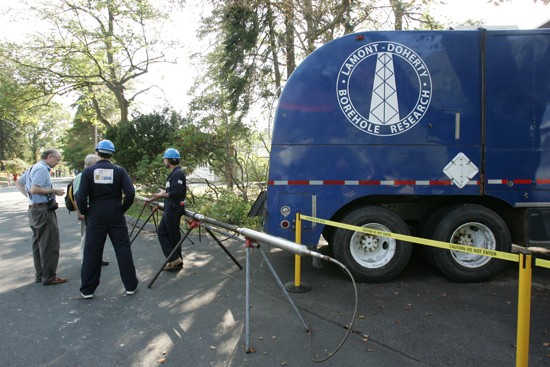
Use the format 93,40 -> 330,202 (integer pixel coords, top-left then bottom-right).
133,196 -> 359,362
309,258 -> 358,363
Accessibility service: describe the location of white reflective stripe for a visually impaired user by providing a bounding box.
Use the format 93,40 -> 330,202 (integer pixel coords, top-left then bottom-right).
416,180 -> 430,185
380,180 -> 394,185
273,180 -> 287,185
488,179 -> 504,184
310,180 -> 323,185
345,180 -> 359,185
466,180 -> 478,185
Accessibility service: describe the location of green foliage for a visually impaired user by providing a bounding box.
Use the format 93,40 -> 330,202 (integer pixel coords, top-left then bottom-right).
216,2 -> 259,115
232,129 -> 269,185
175,123 -> 212,173
186,187 -> 262,229
61,101 -> 100,171
134,155 -> 167,193
0,42 -> 55,162
2,158 -> 29,174
0,119 -> 25,162
187,83 -> 253,188
105,109 -> 184,182
2,39 -> 71,162
9,0 -> 173,126
23,102 -> 72,162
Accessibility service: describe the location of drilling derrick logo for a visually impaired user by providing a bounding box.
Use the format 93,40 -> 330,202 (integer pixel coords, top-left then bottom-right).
336,41 -> 432,136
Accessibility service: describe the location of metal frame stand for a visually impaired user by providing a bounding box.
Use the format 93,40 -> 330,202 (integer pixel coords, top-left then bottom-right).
244,238 -> 310,353
129,205 -> 159,245
147,219 -> 243,288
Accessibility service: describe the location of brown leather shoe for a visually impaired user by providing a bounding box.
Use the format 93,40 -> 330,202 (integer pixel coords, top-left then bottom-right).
43,277 -> 67,285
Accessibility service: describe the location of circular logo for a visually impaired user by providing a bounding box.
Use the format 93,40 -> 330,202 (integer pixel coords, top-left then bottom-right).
336,41 -> 432,136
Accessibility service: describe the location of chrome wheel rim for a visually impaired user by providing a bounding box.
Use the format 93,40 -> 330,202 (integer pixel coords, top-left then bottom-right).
350,223 -> 396,268
449,222 -> 495,268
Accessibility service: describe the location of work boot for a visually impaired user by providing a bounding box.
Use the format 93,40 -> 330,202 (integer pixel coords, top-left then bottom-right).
163,258 -> 183,271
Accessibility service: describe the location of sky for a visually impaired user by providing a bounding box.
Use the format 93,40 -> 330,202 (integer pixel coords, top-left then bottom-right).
1,0 -> 549,115
433,0 -> 550,29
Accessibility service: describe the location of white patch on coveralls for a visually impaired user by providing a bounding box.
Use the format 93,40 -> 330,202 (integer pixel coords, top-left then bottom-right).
93,169 -> 114,184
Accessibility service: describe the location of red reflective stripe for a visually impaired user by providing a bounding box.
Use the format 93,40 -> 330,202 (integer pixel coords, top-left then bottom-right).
287,180 -> 310,185
537,179 -> 550,184
324,180 -> 345,185
429,180 -> 452,185
394,180 -> 415,185
513,179 -> 532,184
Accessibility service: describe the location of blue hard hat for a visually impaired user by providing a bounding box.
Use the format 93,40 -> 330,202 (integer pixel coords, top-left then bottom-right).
163,148 -> 180,159
96,139 -> 115,153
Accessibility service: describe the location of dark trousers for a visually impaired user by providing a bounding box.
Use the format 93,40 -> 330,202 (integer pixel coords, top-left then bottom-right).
80,204 -> 138,295
28,206 -> 60,283
157,205 -> 185,262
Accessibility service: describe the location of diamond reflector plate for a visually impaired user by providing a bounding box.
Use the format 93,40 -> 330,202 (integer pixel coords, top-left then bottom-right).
443,152 -> 479,189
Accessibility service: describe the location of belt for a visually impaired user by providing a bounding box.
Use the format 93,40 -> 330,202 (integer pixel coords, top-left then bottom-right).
29,202 -> 48,208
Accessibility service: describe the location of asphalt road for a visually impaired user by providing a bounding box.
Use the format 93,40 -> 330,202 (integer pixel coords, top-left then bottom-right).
0,179 -> 549,367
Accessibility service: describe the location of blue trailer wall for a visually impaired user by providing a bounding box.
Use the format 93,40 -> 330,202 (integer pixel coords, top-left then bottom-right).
265,29 -> 550,244
484,30 -> 550,205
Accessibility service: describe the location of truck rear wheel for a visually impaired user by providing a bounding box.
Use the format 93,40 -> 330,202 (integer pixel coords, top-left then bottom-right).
419,205 -> 461,270
333,206 -> 412,282
426,204 -> 511,282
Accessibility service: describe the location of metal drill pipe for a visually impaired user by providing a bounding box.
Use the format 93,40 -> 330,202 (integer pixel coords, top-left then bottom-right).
184,209 -> 333,262
134,196 -> 335,264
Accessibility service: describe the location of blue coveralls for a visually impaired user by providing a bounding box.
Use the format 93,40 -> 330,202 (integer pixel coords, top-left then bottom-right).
158,166 -> 187,262
76,159 -> 138,295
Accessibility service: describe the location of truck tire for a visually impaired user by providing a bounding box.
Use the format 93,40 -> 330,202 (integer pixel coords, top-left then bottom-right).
332,206 -> 412,282
322,225 -> 336,251
420,205 -> 461,270
427,204 -> 511,282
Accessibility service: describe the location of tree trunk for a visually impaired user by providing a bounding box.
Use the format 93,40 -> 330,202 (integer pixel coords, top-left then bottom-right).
303,0 -> 315,53
114,86 -> 129,124
30,137 -> 38,162
105,4 -> 129,124
0,125 -> 5,161
88,86 -> 112,128
391,0 -> 404,30
266,0 -> 282,96
225,146 -> 235,188
283,1 -> 296,78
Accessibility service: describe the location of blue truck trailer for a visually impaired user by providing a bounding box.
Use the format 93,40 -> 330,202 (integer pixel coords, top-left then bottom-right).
262,28 -> 550,282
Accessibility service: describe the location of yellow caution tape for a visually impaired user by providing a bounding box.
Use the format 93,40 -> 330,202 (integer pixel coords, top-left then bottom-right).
301,214 -> 519,263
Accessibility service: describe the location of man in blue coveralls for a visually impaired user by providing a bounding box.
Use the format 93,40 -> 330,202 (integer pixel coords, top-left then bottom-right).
146,148 -> 187,271
74,153 -> 109,266
76,140 -> 138,299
